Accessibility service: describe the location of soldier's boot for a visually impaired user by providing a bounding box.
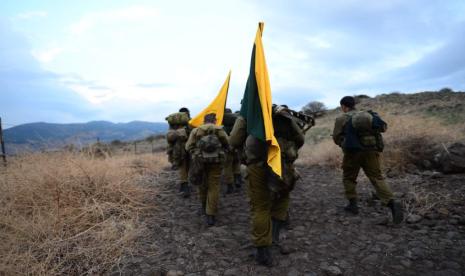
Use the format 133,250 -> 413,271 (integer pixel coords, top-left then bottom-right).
226,184 -> 234,194
344,199 -> 359,214
255,246 -> 273,267
234,173 -> 243,189
387,199 -> 404,224
272,219 -> 290,255
206,215 -> 216,226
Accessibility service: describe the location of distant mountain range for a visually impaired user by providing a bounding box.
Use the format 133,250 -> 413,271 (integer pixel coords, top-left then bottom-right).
3,121 -> 168,153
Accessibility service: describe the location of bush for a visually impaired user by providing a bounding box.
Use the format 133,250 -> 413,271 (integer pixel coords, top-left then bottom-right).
302,101 -> 327,115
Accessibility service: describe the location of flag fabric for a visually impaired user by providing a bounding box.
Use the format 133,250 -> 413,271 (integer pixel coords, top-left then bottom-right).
189,71 -> 231,128
240,22 -> 281,177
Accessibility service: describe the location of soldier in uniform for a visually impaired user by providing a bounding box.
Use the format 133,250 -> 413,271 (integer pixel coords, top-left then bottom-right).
186,113 -> 229,226
222,108 -> 243,194
332,96 -> 403,224
229,105 -> 304,266
166,107 -> 191,198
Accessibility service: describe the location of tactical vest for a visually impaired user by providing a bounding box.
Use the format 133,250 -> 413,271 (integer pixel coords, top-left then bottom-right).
343,110 -> 386,152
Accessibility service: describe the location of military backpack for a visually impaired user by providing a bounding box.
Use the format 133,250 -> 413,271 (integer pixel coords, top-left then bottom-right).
343,110 -> 387,152
195,127 -> 224,164
165,112 -> 190,128
166,128 -> 188,167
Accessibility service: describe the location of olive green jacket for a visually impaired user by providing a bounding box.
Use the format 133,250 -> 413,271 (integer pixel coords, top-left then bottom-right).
332,110 -> 356,147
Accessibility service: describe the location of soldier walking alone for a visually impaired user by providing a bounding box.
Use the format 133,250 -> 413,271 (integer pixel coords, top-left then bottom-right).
332,96 -> 403,224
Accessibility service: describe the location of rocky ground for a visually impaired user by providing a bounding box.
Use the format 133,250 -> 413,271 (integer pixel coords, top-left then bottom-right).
120,165 -> 465,276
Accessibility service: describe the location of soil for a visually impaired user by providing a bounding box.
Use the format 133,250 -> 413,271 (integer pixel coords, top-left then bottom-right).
120,165 -> 465,276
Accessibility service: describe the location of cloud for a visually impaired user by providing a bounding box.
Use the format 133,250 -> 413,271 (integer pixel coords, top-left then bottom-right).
136,83 -> 172,89
70,6 -> 159,35
4,0 -> 465,124
0,20 -> 97,125
31,47 -> 63,63
16,11 -> 48,20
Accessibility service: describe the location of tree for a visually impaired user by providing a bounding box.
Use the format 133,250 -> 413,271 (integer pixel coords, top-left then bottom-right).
302,101 -> 327,115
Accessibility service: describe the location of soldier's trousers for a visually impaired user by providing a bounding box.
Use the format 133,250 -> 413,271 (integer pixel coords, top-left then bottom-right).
223,151 -> 241,186
246,163 -> 289,247
198,164 -> 222,215
342,151 -> 393,205
178,158 -> 189,184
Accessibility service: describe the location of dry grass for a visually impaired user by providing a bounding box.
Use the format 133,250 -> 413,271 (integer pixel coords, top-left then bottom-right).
0,152 -> 168,275
296,140 -> 342,169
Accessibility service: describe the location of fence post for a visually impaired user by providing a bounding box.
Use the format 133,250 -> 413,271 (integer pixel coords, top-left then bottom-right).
0,117 -> 6,166
134,141 -> 137,155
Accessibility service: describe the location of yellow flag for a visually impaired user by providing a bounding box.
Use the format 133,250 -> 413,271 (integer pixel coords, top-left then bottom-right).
189,71 -> 231,127
255,22 -> 281,177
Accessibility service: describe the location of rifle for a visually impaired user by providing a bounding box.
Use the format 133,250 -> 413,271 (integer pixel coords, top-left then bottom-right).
275,106 -> 324,133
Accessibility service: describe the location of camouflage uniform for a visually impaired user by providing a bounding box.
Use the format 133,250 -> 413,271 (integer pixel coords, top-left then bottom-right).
166,112 -> 192,197
230,114 -> 304,248
333,110 -> 393,205
185,123 -> 229,223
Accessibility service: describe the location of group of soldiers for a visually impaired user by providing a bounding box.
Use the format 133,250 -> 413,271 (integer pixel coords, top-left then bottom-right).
165,96 -> 404,267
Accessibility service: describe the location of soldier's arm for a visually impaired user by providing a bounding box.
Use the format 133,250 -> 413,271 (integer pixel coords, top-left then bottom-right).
217,128 -> 230,147
229,116 -> 247,148
185,128 -> 198,152
290,118 -> 305,149
332,115 -> 346,146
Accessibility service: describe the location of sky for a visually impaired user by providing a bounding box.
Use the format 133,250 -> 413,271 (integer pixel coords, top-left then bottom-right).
1,0 -> 465,126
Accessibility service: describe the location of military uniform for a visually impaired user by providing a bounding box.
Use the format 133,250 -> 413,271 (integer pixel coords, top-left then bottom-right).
166,112 -> 192,197
185,123 -> 229,224
230,113 -> 304,253
333,110 -> 393,205
222,111 -> 243,193
333,106 -> 403,224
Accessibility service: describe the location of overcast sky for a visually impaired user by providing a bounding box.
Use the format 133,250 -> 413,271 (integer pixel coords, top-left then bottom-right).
1,0 -> 465,126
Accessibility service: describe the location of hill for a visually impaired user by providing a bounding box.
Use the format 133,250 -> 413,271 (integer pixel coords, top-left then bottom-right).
3,120 -> 167,153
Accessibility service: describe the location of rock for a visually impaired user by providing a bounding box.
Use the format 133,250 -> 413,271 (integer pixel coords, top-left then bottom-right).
287,268 -> 300,276
436,142 -> 465,174
205,270 -> 220,276
376,233 -> 393,241
407,214 -> 423,223
438,208 -> 449,216
322,265 -> 343,276
279,258 -> 292,267
167,271 -> 179,276
423,260 -> 435,268
320,233 -> 337,241
361,254 -> 378,264
223,268 -> 240,276
400,259 -> 412,268
446,231 -> 459,240
441,261 -> 461,270
433,270 -> 462,276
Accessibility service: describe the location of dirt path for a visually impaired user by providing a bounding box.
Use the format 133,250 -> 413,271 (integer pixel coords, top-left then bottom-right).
121,166 -> 465,276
